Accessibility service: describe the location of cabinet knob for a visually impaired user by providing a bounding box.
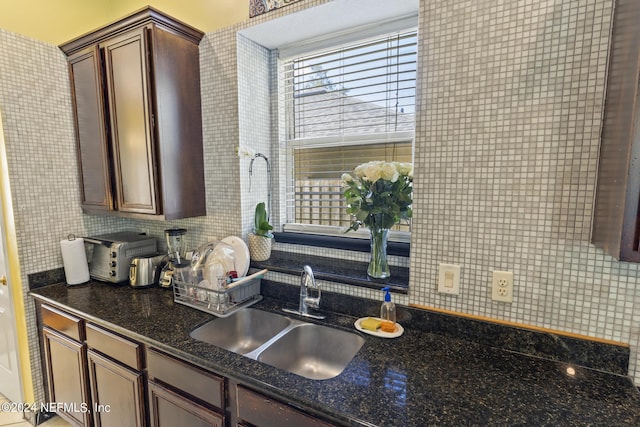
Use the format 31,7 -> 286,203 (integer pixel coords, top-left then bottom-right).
0,275 -> 6,286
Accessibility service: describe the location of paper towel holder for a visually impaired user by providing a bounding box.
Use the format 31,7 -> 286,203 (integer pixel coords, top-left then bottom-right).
60,233 -> 90,285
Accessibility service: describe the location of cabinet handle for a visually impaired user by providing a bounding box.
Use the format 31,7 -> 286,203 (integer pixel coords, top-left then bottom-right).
0,275 -> 6,286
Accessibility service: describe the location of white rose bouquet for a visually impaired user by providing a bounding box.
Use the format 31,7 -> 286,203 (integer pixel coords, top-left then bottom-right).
342,161 -> 412,278
342,161 -> 413,232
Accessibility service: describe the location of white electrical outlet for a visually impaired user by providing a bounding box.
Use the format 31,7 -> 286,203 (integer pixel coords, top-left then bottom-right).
438,263 -> 460,295
491,270 -> 514,303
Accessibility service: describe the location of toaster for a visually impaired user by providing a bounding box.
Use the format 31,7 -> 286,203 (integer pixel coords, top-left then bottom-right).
85,232 -> 157,283
129,254 -> 165,288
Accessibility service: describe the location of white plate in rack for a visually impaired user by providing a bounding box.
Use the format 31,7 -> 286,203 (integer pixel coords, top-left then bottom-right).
221,236 -> 250,277
354,317 -> 404,338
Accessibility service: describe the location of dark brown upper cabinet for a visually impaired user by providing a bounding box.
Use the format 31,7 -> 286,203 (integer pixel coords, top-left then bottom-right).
592,0 -> 640,261
61,7 -> 206,220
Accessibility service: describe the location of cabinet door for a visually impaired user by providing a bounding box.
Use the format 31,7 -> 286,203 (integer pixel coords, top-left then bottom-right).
101,27 -> 159,215
592,0 -> 640,261
148,381 -> 224,427
150,25 -> 206,220
68,46 -> 113,213
88,349 -> 145,427
43,328 -> 91,427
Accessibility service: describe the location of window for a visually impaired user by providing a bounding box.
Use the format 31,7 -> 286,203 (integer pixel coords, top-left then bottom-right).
280,29 -> 417,239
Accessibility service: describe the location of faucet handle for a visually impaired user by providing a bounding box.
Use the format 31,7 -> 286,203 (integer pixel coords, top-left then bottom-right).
303,296 -> 320,309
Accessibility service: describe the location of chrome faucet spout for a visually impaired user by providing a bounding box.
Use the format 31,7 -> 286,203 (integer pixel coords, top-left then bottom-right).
301,265 -> 320,312
283,265 -> 325,320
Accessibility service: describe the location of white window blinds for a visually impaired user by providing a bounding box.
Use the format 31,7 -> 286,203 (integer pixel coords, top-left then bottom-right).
282,29 -> 417,235
284,30 -> 417,140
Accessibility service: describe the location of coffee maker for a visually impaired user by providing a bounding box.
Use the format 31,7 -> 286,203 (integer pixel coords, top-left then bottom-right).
159,228 -> 188,288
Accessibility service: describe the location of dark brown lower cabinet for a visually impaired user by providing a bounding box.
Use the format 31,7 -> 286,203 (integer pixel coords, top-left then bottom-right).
236,385 -> 337,427
42,328 -> 92,427
87,349 -> 145,427
148,381 -> 224,427
38,301 -> 340,427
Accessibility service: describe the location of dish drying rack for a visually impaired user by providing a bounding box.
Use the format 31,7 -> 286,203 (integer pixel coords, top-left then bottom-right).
173,271 -> 263,317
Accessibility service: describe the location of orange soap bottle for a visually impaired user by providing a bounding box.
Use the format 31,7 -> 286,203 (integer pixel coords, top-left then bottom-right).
380,287 -> 396,333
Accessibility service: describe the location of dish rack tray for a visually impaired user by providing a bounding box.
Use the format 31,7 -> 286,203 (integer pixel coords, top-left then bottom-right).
173,277 -> 262,318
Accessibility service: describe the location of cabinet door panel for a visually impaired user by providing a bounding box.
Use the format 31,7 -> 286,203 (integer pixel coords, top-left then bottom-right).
150,26 -> 205,219
68,46 -> 112,212
43,328 -> 91,427
101,27 -> 158,215
88,350 -> 145,427
148,381 -> 224,427
591,0 -> 640,261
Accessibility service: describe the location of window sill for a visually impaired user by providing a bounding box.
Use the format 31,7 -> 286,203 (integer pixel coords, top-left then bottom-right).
273,231 -> 410,257
250,250 -> 409,294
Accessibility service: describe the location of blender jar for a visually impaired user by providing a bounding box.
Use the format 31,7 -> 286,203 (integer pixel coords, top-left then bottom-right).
165,228 -> 187,263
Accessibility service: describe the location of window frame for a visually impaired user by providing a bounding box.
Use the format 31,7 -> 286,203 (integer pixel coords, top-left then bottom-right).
276,27 -> 417,244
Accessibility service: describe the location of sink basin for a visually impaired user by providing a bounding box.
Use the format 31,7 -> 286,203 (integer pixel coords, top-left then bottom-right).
190,308 -> 291,354
257,323 -> 365,380
190,308 -> 365,380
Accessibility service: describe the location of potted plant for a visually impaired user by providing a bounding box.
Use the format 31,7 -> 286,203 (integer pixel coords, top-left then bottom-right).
247,202 -> 274,261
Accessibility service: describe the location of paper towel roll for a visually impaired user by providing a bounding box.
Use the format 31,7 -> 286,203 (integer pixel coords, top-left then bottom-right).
60,237 -> 90,285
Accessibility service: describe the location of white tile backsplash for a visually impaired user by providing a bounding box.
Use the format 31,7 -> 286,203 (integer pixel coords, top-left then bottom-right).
0,28 -> 82,403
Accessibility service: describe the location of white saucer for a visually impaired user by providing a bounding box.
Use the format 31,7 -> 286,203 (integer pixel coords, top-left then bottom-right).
354,317 -> 404,338
221,236 -> 250,277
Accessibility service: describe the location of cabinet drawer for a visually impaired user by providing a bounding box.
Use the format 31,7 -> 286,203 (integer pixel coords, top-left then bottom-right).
41,304 -> 84,341
86,323 -> 143,371
147,348 -> 224,410
237,386 -> 337,427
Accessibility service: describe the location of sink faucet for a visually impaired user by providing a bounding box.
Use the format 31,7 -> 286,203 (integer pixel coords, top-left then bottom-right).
283,265 -> 325,320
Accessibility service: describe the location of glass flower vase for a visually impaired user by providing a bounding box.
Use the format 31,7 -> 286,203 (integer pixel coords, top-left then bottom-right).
368,227 -> 390,279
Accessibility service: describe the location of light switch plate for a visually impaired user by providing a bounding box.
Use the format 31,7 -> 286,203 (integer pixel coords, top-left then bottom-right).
438,263 -> 460,295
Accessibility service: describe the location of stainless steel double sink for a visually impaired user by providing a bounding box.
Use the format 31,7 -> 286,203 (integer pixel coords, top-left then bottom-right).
190,308 -> 365,380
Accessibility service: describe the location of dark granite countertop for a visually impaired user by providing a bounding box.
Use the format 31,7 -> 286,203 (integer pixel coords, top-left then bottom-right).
30,281 -> 640,426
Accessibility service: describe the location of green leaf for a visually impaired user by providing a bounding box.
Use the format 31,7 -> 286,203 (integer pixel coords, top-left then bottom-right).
254,202 -> 273,236
344,221 -> 361,233
355,210 -> 369,222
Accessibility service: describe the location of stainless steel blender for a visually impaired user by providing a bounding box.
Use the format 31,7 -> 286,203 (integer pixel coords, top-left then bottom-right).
159,228 -> 188,288
165,228 -> 188,263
